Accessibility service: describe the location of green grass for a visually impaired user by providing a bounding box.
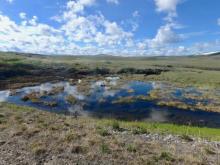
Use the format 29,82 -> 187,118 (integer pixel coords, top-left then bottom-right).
111,120 -> 120,130
149,69 -> 220,88
2,103 -> 35,112
98,119 -> 220,141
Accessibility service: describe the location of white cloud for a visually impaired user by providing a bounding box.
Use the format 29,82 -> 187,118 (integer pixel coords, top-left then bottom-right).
19,12 -> 26,19
0,0 -> 132,55
0,14 -> 65,54
1,11 -> 217,57
149,23 -> 182,48
106,0 -> 119,5
57,0 -> 132,47
154,0 -> 182,22
29,16 -> 38,26
155,0 -> 181,13
65,0 -> 95,15
0,0 -> 218,56
149,0 -> 183,49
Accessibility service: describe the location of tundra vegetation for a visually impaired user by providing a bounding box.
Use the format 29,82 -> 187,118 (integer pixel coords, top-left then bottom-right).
0,52 -> 220,164
1,52 -> 220,89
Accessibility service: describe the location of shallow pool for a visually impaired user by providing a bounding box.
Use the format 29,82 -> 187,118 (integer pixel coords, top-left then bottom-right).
1,79 -> 220,128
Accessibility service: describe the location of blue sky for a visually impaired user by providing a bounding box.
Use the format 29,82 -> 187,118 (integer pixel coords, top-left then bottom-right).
0,0 -> 219,56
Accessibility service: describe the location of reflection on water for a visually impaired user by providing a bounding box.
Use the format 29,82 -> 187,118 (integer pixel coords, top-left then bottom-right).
0,78 -> 220,128
0,90 -> 10,102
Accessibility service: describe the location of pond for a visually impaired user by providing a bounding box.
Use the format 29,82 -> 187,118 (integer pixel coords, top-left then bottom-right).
0,77 -> 220,128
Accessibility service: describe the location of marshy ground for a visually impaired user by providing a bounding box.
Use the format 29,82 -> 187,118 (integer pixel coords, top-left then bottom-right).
1,52 -> 220,90
0,52 -> 220,164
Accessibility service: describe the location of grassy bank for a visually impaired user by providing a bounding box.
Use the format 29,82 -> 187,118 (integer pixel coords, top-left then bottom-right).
2,103 -> 220,141
98,119 -> 220,141
0,103 -> 220,164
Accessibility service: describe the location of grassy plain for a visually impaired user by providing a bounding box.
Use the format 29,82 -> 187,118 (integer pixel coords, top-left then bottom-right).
1,52 -> 220,89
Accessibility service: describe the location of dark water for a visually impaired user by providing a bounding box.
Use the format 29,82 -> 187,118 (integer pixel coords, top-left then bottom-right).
1,80 -> 220,128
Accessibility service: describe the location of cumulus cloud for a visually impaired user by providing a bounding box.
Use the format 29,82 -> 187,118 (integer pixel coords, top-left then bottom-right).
155,0 -> 181,13
149,0 -> 183,48
19,12 -> 26,19
0,14 -> 65,54
65,0 -> 95,14
106,0 -> 119,5
0,0 -> 132,55
56,0 -> 132,47
0,0 -> 218,56
149,23 -> 182,48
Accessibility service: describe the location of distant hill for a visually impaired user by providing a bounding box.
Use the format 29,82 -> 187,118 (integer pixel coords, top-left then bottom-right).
0,51 -> 220,59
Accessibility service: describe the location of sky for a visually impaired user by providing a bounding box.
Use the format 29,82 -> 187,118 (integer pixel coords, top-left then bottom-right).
0,0 -> 219,56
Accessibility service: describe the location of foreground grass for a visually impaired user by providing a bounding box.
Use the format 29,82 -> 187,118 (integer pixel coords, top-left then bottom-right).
98,119 -> 220,141
3,103 -> 220,141
0,103 -> 220,164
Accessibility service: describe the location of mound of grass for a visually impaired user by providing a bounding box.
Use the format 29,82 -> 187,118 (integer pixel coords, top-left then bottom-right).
126,144 -> 137,153
112,120 -> 120,130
